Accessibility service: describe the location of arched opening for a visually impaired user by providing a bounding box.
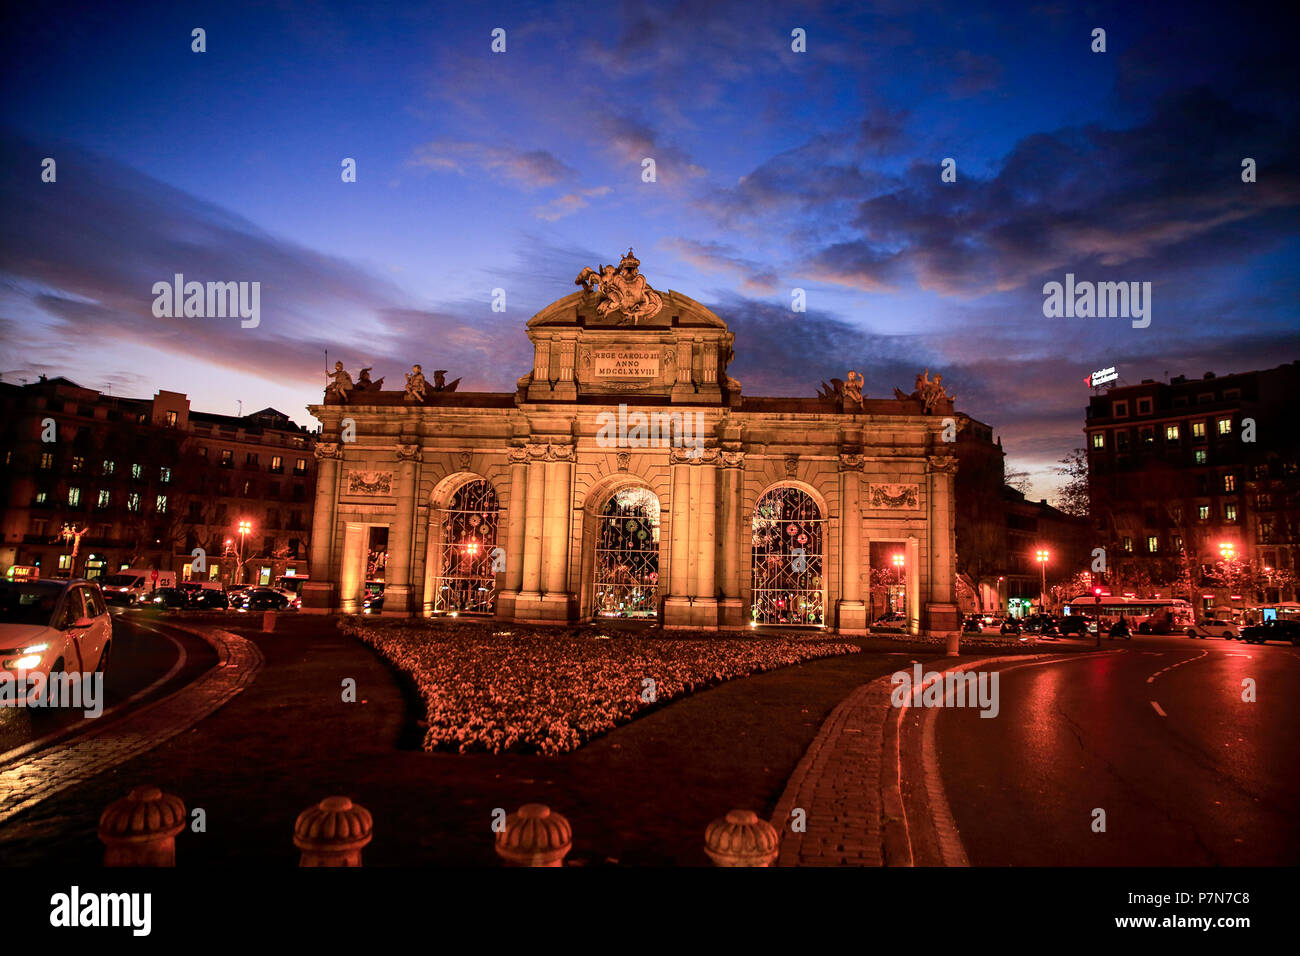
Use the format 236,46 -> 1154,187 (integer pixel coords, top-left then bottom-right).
751,485 -> 825,626
593,486 -> 661,618
433,478 -> 499,615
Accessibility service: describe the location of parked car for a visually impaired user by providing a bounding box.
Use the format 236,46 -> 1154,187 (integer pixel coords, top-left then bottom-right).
1185,618 -> 1240,640
0,579 -> 113,703
189,588 -> 230,610
240,588 -> 290,611
1239,619 -> 1300,645
1056,615 -> 1093,637
142,587 -> 190,610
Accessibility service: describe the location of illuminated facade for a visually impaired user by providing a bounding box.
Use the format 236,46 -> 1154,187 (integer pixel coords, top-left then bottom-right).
304,255 -> 962,634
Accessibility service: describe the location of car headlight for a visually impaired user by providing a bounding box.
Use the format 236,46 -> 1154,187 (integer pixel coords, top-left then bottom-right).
2,643 -> 50,669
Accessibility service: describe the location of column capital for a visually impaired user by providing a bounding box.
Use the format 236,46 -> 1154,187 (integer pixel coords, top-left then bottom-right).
927,454 -> 958,475
838,453 -> 865,472
526,440 -> 573,461
314,442 -> 341,461
720,450 -> 745,469
396,443 -> 422,463
670,446 -> 719,465
508,445 -> 529,464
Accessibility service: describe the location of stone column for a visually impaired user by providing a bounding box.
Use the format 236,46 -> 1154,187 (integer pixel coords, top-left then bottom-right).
421,509 -> 441,616
540,443 -> 574,621
906,535 -> 921,636
664,453 -> 693,628
692,451 -> 719,628
515,443 -> 547,620
303,442 -> 341,613
339,522 -> 366,614
496,446 -> 529,620
717,451 -> 745,628
383,443 -> 421,616
924,454 -> 960,635
837,454 -> 867,633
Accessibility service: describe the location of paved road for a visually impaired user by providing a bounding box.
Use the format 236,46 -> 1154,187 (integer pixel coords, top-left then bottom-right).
930,635 -> 1300,865
0,612 -> 215,757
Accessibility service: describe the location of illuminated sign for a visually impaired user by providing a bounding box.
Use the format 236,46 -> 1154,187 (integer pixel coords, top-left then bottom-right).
7,565 -> 39,581
1086,366 -> 1118,387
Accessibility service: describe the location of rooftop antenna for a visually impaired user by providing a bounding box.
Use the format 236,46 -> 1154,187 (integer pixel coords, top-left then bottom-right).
237,399 -> 243,417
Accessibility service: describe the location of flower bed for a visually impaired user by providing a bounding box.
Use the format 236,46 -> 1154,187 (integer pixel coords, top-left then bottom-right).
339,619 -> 860,755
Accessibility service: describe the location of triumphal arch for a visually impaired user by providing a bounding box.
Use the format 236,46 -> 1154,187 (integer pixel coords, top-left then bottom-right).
304,251 -> 960,635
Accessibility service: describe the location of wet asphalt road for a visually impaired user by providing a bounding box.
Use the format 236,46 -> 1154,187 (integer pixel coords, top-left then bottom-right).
933,634 -> 1300,865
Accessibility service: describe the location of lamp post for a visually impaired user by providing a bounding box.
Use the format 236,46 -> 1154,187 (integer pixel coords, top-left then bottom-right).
237,520 -> 252,585
1035,548 -> 1050,615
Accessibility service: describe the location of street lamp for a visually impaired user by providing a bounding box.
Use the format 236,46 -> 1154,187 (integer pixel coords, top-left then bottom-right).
1035,548 -> 1050,615
237,520 -> 252,584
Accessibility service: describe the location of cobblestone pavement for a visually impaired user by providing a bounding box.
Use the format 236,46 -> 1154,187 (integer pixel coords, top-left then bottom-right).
0,626 -> 262,825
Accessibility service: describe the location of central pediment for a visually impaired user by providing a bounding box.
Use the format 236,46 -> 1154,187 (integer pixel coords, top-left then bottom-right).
521,252 -> 736,405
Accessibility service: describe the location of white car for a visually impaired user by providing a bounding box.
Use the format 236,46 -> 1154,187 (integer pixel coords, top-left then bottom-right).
0,579 -> 113,705
1185,618 -> 1240,640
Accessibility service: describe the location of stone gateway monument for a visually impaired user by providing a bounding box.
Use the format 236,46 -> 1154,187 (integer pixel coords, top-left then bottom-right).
304,254 -> 959,636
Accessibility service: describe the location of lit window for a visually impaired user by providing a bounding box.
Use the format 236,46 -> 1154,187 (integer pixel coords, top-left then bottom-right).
1123,536 -> 1133,553
220,450 -> 233,467
102,460 -> 115,475
271,455 -> 283,472
1141,428 -> 1154,445
1092,432 -> 1105,449
131,463 -> 143,479
294,458 -> 307,475
1165,424 -> 1179,441
1191,421 -> 1206,439
160,466 -> 171,484
1217,418 -> 1232,436
1197,505 -> 1210,520
1173,535 -> 1183,552
71,456 -> 84,472
68,487 -> 81,507
35,491 -> 48,505
1223,474 -> 1235,492
1146,536 -> 1158,553
1224,503 -> 1237,522
58,554 -> 72,571
97,490 -> 110,508
156,494 -> 168,513
39,452 -> 53,469
127,493 -> 141,512
166,410 -> 178,427
1194,450 -> 1207,464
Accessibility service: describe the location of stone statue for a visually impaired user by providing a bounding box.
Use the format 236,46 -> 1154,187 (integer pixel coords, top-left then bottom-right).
326,361 -> 353,402
404,364 -> 427,402
896,369 -> 953,414
355,367 -> 384,391
575,249 -> 664,324
844,370 -> 864,408
433,369 -> 461,392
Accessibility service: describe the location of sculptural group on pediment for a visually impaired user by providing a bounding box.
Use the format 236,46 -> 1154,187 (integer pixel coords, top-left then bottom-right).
325,361 -> 459,403
893,369 -> 953,414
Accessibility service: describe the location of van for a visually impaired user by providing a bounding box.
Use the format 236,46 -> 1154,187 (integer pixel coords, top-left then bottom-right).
101,569 -> 178,606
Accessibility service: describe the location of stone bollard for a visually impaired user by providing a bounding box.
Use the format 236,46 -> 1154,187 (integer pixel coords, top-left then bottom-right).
98,785 -> 186,867
945,631 -> 960,657
494,803 -> 572,866
704,809 -> 779,866
263,610 -> 276,632
294,796 -> 373,866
